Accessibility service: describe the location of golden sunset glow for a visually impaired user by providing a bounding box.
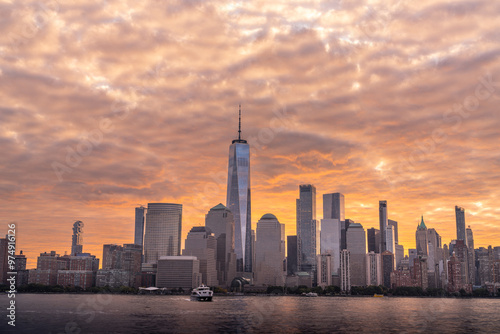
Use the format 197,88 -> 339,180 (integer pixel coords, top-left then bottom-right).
1,0 -> 499,267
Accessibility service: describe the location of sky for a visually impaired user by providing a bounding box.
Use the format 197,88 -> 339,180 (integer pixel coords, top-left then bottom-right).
1,0 -> 499,268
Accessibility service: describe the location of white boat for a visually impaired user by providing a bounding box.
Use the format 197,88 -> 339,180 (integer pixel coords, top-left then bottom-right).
305,292 -> 318,297
190,284 -> 213,301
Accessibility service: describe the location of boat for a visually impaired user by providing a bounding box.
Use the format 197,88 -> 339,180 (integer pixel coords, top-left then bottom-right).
373,294 -> 384,298
191,284 -> 213,301
305,292 -> 318,297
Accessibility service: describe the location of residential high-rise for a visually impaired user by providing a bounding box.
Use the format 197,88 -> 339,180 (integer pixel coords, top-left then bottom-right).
346,222 -> 367,286
416,216 -> 428,256
367,228 -> 380,254
134,206 -> 146,246
386,225 -> 396,254
287,236 -> 298,275
183,226 -> 218,286
254,214 -> 286,286
455,206 -> 466,241
323,193 -> 345,221
340,249 -> 350,293
342,219 -> 353,250
388,219 -> 398,245
379,201 -> 388,252
297,184 -> 318,273
144,203 -> 182,264
0,237 -> 8,285
366,251 -> 381,286
320,218 -> 341,276
205,203 -> 236,286
465,226 -> 475,285
381,251 -> 394,288
71,221 -> 84,256
226,106 -> 252,273
317,254 -> 332,287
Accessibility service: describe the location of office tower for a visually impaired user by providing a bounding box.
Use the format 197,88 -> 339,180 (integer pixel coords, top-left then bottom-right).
287,236 -> 298,275
320,218 -> 341,276
465,226 -> 475,285
408,249 -> 417,268
455,206 -> 466,241
71,220 -> 84,256
346,222 -> 367,286
340,249 -> 351,293
182,226 -> 218,286
367,228 -> 380,254
388,219 -> 398,245
416,216 -> 428,256
381,251 -> 394,288
395,245 -> 404,269
453,240 -> 470,290
134,206 -> 146,246
323,193 -> 345,221
254,214 -> 286,286
476,247 -> 493,285
297,184 -> 318,273
366,252 -> 382,286
317,254 -> 332,287
379,201 -> 388,252
386,225 -> 396,254
447,253 -> 462,293
342,219 -> 353,250
156,256 -> 202,290
205,203 -> 236,286
226,106 -> 252,273
144,203 -> 182,264
413,256 -> 429,290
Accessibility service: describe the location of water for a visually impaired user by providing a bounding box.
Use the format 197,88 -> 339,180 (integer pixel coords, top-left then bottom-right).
1,294 -> 500,333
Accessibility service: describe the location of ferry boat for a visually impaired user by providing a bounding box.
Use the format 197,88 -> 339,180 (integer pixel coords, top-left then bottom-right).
191,284 -> 213,301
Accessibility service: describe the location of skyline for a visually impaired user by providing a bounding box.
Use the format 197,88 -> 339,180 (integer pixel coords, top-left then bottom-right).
1,1 -> 500,268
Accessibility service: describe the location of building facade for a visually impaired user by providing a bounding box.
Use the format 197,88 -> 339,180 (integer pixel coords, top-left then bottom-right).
455,206 -> 466,241
156,256 -> 202,290
71,221 -> 84,256
182,226 -> 218,286
297,184 -> 318,274
346,222 -> 367,286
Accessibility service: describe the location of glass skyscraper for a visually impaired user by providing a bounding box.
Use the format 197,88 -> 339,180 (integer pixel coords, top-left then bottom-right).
297,184 -> 318,273
134,206 -> 145,246
379,200 -> 388,252
143,203 -> 182,264
455,205 -> 466,241
226,107 -> 252,273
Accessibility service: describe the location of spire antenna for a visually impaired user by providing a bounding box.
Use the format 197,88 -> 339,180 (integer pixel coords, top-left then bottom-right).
238,104 -> 242,140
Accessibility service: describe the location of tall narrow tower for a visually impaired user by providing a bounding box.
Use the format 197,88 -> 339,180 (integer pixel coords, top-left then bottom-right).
455,206 -> 466,241
379,200 -> 388,252
226,105 -> 252,273
71,221 -> 84,256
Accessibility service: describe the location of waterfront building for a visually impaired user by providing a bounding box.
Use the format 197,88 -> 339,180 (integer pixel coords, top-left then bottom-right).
413,256 -> 429,290
57,254 -> 99,289
297,184 -> 318,274
71,221 -> 84,256
14,252 -> 29,287
254,214 -> 286,286
465,226 -> 475,285
99,244 -> 142,287
340,249 -> 350,293
416,216 -> 428,256
323,193 -> 346,249
144,203 -> 182,264
226,106 -> 252,273
346,222 -> 367,286
182,226 -> 218,286
317,254 -> 332,287
205,203 -> 236,286
156,256 -> 202,290
342,219 -> 353,250
0,237 -> 8,285
28,251 -> 69,286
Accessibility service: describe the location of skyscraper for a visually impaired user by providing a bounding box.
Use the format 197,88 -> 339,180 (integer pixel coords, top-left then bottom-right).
134,206 -> 146,246
143,203 -> 182,264
465,226 -> 475,285
455,206 -> 466,241
379,201 -> 388,252
254,214 -> 286,286
366,251 -> 381,286
297,184 -> 318,273
183,226 -> 218,286
205,203 -> 236,286
323,193 -> 345,221
340,249 -> 351,293
320,218 -> 341,276
71,221 -> 84,256
367,228 -> 380,253
388,219 -> 398,245
346,222 -> 367,286
416,216 -> 428,256
226,106 -> 252,273
381,251 -> 394,288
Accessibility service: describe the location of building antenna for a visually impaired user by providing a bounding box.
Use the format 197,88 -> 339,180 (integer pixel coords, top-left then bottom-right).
238,104 -> 242,140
